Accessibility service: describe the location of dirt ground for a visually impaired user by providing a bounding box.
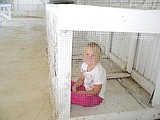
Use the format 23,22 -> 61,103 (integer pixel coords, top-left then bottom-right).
0,18 -> 55,120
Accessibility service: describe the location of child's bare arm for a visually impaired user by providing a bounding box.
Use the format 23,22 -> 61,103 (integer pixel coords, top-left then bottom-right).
77,84 -> 102,95
72,73 -> 84,92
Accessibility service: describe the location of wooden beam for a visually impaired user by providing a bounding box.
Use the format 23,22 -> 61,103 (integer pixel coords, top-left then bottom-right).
107,72 -> 130,79
56,31 -> 72,119
46,4 -> 160,34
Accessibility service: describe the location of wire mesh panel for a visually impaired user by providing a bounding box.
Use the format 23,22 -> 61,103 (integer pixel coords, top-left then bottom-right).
111,32 -> 131,63
71,31 -> 126,82
77,0 -> 160,10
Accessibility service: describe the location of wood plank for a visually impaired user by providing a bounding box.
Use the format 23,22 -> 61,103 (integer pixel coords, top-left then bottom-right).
107,72 -> 130,79
104,32 -> 111,57
117,78 -> 151,108
131,70 -> 155,95
109,53 -> 126,71
144,35 -> 157,80
137,35 -> 150,75
100,57 -> 123,73
135,36 -> 142,71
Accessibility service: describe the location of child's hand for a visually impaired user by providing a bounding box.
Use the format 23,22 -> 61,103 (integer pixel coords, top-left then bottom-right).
77,91 -> 86,94
72,85 -> 77,93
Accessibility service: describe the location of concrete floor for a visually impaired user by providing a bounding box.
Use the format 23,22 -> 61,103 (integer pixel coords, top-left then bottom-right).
0,18 -> 55,120
71,58 -> 151,118
71,77 -> 152,117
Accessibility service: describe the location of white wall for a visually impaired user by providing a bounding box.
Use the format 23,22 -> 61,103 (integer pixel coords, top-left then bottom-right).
111,32 -> 131,63
133,34 -> 160,84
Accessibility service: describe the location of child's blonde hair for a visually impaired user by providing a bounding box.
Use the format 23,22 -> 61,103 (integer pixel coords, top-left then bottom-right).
83,42 -> 102,61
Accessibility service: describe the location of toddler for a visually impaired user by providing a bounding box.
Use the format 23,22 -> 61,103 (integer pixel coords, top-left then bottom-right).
71,42 -> 107,107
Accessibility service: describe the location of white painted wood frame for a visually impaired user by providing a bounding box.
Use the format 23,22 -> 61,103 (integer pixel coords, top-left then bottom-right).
45,4 -> 160,119
104,33 -> 111,58
46,5 -> 72,119
0,4 -> 11,21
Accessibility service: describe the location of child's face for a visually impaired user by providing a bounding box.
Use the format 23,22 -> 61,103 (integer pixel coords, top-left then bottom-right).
83,47 -> 98,66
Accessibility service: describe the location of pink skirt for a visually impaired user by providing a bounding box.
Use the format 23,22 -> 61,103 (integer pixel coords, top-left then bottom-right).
71,81 -> 103,107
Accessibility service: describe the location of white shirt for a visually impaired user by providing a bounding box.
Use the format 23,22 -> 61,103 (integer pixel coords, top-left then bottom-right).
81,62 -> 107,99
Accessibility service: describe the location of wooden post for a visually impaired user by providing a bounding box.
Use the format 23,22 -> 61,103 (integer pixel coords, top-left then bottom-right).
56,31 -> 72,119
126,33 -> 138,73
46,5 -> 72,119
105,32 -> 112,58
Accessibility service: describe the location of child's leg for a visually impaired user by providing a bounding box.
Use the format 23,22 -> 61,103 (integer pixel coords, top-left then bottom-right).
71,92 -> 103,107
71,81 -> 102,107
